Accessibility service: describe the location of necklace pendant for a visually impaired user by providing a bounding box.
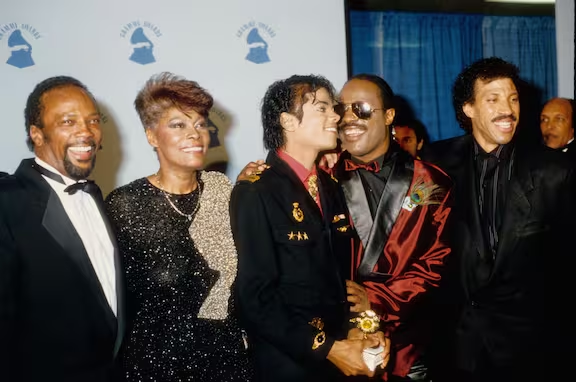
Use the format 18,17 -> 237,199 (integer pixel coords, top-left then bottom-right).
187,215 -> 193,221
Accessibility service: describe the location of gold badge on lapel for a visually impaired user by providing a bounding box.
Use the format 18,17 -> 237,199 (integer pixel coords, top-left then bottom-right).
292,202 -> 304,222
332,214 -> 346,223
309,317 -> 326,350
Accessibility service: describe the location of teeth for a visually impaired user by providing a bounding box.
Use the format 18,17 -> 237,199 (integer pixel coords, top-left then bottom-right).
343,129 -> 364,137
325,128 -> 337,132
494,122 -> 512,129
68,146 -> 92,152
182,147 -> 203,153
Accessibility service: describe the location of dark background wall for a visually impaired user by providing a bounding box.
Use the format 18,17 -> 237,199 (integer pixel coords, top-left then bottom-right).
348,0 -> 554,16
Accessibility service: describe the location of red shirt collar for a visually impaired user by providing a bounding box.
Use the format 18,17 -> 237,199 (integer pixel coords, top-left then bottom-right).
277,149 -> 317,183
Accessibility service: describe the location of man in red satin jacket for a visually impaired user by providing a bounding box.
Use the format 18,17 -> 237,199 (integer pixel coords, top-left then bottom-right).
330,74 -> 453,381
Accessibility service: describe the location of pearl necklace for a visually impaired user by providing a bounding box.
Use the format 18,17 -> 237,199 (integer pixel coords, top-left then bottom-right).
156,173 -> 201,221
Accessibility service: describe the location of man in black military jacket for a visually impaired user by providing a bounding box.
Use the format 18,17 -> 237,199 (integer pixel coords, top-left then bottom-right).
230,75 -> 389,382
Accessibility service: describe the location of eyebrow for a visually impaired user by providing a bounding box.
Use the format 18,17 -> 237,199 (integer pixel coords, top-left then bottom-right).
313,100 -> 331,106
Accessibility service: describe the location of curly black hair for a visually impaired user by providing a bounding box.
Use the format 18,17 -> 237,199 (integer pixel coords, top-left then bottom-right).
261,74 -> 336,151
453,57 -> 520,133
350,73 -> 395,110
24,76 -> 94,151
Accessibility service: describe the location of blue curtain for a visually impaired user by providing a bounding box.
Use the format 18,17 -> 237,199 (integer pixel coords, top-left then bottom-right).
483,16 -> 557,104
349,11 -> 557,142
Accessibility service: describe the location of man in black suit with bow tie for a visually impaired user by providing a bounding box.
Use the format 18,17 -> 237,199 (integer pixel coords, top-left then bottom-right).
0,76 -> 124,382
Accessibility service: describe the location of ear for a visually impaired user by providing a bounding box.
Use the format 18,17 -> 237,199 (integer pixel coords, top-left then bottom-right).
29,125 -> 45,148
280,112 -> 296,132
463,103 -> 475,119
417,139 -> 424,151
145,127 -> 158,149
384,108 -> 395,126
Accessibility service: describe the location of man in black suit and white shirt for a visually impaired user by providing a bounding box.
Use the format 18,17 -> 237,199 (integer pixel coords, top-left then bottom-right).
0,76 -> 124,382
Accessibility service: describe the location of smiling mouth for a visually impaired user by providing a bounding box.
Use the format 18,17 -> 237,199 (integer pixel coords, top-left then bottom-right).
493,121 -> 514,131
67,145 -> 95,161
340,127 -> 367,138
181,146 -> 204,153
325,127 -> 338,133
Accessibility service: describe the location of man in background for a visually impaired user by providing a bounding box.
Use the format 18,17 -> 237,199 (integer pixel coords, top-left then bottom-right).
392,119 -> 429,159
540,97 -> 574,154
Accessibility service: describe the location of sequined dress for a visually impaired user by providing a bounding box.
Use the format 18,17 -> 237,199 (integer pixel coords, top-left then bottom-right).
105,172 -> 252,382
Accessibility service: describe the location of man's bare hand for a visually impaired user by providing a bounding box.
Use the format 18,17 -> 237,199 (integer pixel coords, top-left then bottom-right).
236,160 -> 268,182
318,152 -> 339,170
327,338 -> 379,377
372,331 -> 391,370
347,280 -> 371,313
347,329 -> 391,370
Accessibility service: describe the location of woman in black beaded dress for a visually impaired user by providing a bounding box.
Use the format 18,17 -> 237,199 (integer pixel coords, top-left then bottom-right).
105,72 -> 252,381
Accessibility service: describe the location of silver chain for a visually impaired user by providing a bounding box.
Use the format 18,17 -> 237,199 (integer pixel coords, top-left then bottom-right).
156,173 -> 200,221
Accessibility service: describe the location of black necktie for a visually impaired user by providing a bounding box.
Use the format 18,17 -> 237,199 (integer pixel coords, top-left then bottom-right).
32,162 -> 100,196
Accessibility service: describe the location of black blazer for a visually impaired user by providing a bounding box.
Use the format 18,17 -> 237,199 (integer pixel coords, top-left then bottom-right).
422,135 -> 575,378
230,151 -> 352,382
0,159 -> 125,382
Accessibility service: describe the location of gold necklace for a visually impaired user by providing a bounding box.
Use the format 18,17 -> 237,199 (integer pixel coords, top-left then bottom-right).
156,173 -> 200,221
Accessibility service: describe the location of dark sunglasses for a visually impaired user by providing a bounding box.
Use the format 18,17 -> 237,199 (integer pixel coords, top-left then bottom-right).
334,102 -> 384,120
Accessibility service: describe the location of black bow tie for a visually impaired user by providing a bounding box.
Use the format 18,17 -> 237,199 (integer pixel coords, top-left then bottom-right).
64,180 -> 100,195
32,162 -> 100,196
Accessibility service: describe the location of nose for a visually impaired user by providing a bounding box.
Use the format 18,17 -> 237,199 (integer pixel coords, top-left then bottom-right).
75,119 -> 94,137
499,99 -> 513,116
341,105 -> 359,122
330,107 -> 341,124
186,125 -> 201,139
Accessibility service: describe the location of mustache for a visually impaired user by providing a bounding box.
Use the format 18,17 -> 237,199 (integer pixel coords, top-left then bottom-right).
492,114 -> 517,123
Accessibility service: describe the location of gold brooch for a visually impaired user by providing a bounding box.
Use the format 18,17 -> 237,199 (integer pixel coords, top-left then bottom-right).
337,225 -> 349,232
350,310 -> 380,339
312,331 -> 326,350
309,317 -> 324,330
292,202 -> 304,222
309,317 -> 326,350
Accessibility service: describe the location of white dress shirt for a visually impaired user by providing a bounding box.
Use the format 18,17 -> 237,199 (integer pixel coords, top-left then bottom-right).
35,158 -> 117,316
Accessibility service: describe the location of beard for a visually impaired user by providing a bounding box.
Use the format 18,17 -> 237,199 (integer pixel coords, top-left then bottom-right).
63,149 -> 96,180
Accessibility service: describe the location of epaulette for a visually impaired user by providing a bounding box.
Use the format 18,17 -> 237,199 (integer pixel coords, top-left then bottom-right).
245,174 -> 261,183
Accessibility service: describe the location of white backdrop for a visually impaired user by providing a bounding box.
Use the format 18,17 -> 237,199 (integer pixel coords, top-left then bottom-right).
0,0 -> 348,195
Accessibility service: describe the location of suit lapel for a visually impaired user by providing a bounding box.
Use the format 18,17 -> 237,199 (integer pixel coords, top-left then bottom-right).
17,160 -> 118,333
357,154 -> 413,277
341,171 -> 373,248
492,157 -> 532,272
